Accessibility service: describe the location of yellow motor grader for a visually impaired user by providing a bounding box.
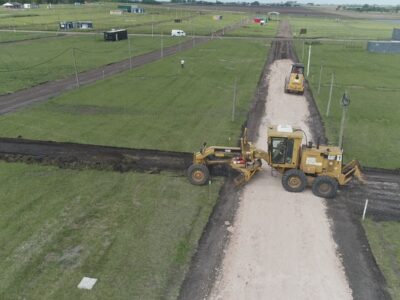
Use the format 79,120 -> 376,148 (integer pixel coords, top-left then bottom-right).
284,63 -> 305,94
187,125 -> 363,198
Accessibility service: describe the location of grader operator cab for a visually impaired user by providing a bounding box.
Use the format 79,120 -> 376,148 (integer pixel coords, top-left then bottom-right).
284,63 -> 305,94
187,125 -> 363,198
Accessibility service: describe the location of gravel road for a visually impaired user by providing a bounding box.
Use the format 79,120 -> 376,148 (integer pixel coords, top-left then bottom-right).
210,59 -> 353,300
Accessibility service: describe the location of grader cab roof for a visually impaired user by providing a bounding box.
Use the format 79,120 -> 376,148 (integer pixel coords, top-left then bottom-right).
267,125 -> 304,139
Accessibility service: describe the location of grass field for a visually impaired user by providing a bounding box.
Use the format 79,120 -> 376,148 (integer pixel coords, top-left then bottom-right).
226,20 -> 278,37
0,38 -> 268,149
0,34 -> 185,94
0,38 -> 269,299
0,31 -> 58,42
364,220 -> 400,300
0,4 -> 246,35
0,162 -> 221,300
287,16 -> 394,40
295,39 -> 400,169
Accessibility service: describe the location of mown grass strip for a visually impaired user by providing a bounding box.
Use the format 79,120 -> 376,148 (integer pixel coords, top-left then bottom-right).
363,220 -> 400,300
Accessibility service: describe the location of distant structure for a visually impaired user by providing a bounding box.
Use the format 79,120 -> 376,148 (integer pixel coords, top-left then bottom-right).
213,15 -> 223,21
2,2 -> 22,9
23,3 -> 39,8
59,21 -> 93,30
267,11 -> 280,21
392,28 -> 400,40
367,28 -> 400,53
104,29 -> 128,41
110,10 -> 123,15
117,5 -> 144,14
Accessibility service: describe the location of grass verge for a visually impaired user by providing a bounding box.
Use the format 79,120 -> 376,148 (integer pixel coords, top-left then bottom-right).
363,220 -> 400,300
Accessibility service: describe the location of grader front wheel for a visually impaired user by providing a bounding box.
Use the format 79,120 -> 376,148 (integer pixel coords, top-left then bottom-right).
187,164 -> 210,186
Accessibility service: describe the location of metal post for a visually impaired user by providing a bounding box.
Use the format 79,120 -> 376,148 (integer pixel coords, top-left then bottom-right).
152,15 -> 154,37
306,45 -> 311,77
338,92 -> 350,149
362,199 -> 369,221
72,48 -> 79,88
128,36 -> 132,70
317,65 -> 323,94
161,33 -> 163,58
302,39 -> 305,61
338,106 -> 347,149
231,78 -> 237,122
326,73 -> 334,117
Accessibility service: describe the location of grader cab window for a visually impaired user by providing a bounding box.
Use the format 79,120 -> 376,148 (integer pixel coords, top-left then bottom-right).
271,138 -> 294,164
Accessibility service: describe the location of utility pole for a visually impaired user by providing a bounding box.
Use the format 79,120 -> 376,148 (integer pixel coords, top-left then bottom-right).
326,73 -> 334,117
338,92 -> 350,149
302,39 -> 305,61
317,64 -> 323,94
128,36 -> 132,70
306,45 -> 311,77
160,32 -> 163,58
231,77 -> 237,122
72,48 -> 79,88
151,15 -> 154,38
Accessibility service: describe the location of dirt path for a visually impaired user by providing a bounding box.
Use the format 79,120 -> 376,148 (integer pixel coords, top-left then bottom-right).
210,59 -> 353,300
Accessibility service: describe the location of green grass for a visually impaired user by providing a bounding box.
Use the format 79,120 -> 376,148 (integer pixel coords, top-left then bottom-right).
0,38 -> 269,299
287,16 -> 394,40
226,20 -> 278,37
0,34 -> 184,94
293,40 -> 400,169
0,31 -> 58,42
0,38 -> 269,150
0,4 -> 246,35
364,220 -> 400,300
0,162 -> 221,300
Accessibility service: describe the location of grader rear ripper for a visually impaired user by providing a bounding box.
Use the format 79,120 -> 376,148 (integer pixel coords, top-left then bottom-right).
187,125 -> 363,198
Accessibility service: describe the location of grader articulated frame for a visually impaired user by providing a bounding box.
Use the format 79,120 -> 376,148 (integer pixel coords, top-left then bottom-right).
187,125 -> 364,198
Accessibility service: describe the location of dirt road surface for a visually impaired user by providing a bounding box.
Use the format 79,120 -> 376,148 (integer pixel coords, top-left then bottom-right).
210,59 -> 353,300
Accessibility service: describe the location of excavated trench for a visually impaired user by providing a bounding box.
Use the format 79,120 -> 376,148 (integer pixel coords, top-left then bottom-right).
0,137 -> 193,174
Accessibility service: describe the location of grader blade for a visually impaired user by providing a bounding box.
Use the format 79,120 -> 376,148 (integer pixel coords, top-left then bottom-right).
341,160 -> 365,184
